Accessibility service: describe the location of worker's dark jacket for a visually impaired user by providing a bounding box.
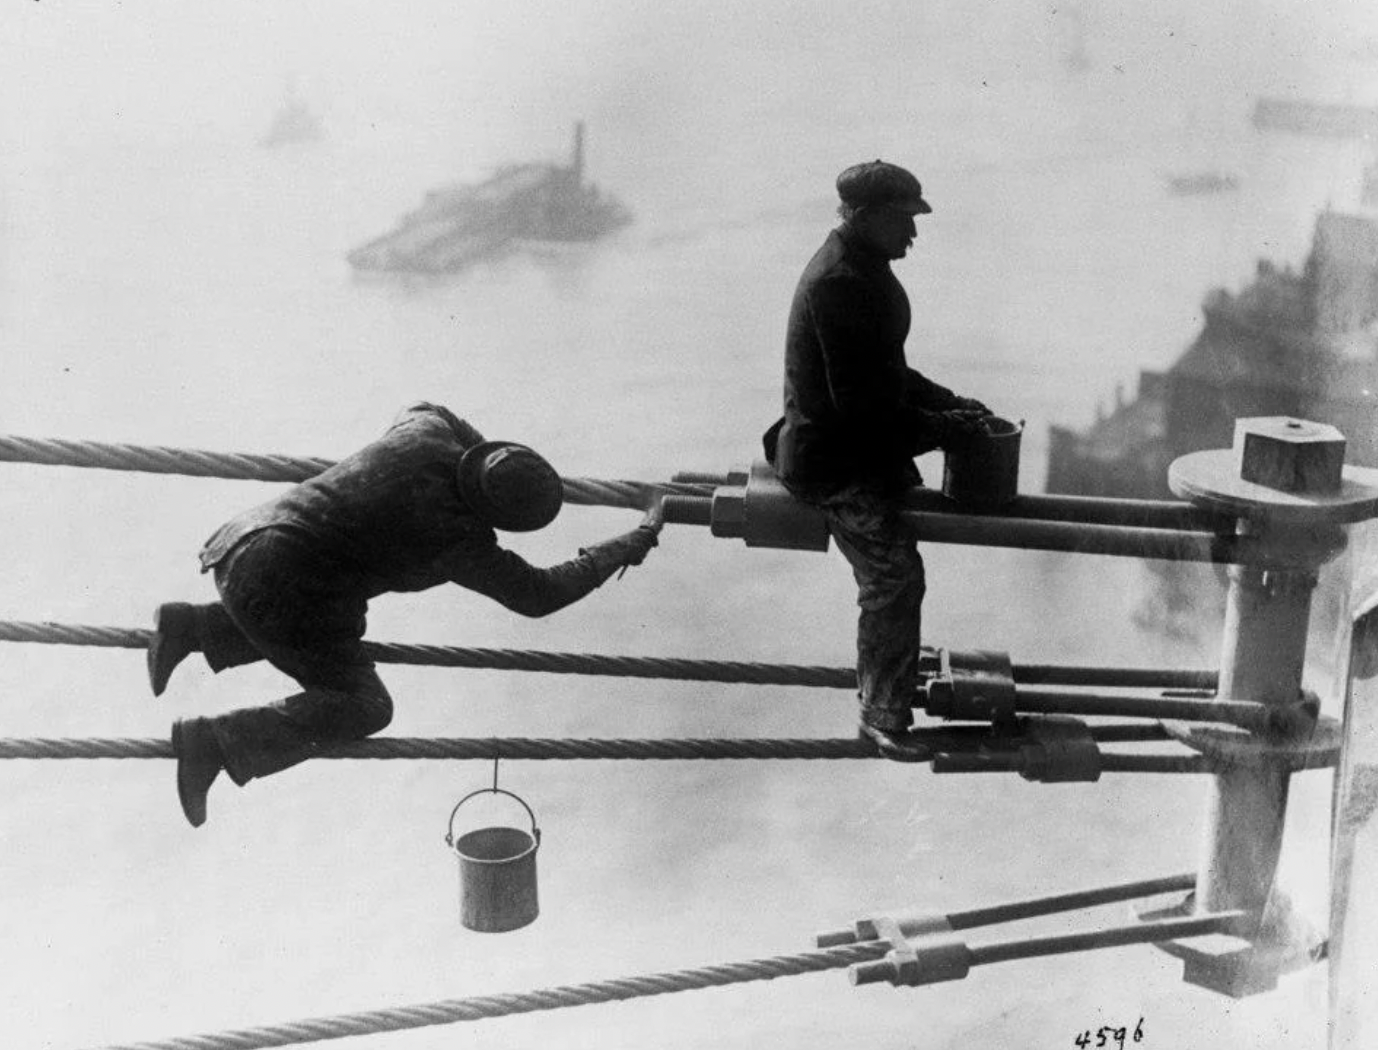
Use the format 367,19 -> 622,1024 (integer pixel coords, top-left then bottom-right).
763,227 -> 962,497
199,403 -> 611,618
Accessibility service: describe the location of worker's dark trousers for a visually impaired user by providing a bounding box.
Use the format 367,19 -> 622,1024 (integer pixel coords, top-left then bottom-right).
812,482 -> 926,733
187,530 -> 393,785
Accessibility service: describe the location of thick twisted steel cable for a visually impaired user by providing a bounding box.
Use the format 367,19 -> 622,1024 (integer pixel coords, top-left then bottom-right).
0,737 -> 878,760
91,943 -> 888,1050
0,732 -> 1209,764
0,434 -> 712,509
0,620 -> 859,687
0,620 -> 1220,691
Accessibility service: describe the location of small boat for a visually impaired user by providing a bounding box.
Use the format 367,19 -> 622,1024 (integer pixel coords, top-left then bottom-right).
1165,172 -> 1240,196
261,94 -> 323,148
1252,97 -> 1378,139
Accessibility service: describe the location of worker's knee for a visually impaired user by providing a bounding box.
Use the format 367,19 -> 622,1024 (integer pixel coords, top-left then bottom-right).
292,684 -> 393,739
352,691 -> 394,737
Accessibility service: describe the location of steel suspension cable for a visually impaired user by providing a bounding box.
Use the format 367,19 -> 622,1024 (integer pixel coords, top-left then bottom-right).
0,620 -> 859,687
0,619 -> 1218,691
0,737 -> 876,761
91,942 -> 889,1050
90,912 -> 1246,1050
0,733 -> 1212,768
0,434 -> 710,510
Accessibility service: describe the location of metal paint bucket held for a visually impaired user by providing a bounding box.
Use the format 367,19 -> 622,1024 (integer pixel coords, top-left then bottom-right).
942,416 -> 1024,509
445,788 -> 541,932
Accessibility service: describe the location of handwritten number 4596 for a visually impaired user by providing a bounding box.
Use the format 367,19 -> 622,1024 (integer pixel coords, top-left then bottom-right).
1074,1018 -> 1144,1049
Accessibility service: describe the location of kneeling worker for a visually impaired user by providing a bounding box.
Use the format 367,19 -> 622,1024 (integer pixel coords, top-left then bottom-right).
149,402 -> 663,827
763,160 -> 993,761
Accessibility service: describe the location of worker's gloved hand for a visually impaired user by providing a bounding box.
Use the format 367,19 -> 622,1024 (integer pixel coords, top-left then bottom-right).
938,409 -> 992,443
640,495 -> 666,536
952,396 -> 992,417
622,525 -> 660,566
581,527 -> 660,583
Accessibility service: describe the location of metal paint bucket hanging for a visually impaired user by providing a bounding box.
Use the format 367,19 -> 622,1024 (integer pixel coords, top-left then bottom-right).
444,764 -> 541,932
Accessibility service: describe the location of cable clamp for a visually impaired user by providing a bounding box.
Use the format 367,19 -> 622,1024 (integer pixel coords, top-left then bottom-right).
922,648 -> 1018,728
845,916 -> 972,988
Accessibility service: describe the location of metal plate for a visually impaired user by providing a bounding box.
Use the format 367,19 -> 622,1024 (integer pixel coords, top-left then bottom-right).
1169,449 -> 1378,524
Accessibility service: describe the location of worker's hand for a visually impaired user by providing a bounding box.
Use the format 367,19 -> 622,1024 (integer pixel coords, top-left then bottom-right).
939,409 -> 992,443
953,396 -> 992,417
640,495 -> 666,536
619,525 -> 659,571
581,527 -> 660,583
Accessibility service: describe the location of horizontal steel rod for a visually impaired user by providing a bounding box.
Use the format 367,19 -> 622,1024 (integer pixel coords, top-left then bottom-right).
662,494 -> 714,526
903,488 -> 1230,532
849,911 -> 1249,983
951,873 -> 1195,931
818,872 -> 1195,945
1102,753 -> 1219,774
1011,665 -> 1218,690
900,509 -> 1235,563
931,751 -> 1218,775
970,911 -> 1249,966
667,491 -> 1244,562
672,469 -> 1225,530
1085,724 -> 1172,743
1009,688 -> 1274,734
662,495 -> 1236,559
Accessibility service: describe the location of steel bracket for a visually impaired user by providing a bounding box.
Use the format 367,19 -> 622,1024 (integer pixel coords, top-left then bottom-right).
1132,892 -> 1324,999
923,648 -> 1018,728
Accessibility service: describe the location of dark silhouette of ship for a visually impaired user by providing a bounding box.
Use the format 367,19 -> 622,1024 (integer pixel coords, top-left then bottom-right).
1166,172 -> 1239,196
1046,210 -> 1378,499
348,122 -> 632,274
1252,97 -> 1378,140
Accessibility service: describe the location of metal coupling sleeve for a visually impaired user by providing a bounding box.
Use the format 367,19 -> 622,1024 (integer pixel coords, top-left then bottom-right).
849,922 -> 973,987
709,460 -> 831,552
1018,715 -> 1102,783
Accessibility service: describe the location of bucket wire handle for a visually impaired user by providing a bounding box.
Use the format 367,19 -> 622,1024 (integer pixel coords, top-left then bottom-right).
445,780 -> 541,849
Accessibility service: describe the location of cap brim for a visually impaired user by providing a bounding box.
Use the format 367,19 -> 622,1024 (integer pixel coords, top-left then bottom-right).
904,197 -> 933,215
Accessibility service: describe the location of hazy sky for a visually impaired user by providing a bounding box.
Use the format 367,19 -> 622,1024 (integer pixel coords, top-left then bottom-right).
5,0 -> 1376,156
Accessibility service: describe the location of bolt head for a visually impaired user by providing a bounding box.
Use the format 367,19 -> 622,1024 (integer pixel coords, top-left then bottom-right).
709,487 -> 747,538
1234,417 -> 1346,495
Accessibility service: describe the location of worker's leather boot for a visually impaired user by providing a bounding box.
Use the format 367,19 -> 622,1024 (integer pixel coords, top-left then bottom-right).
172,717 -> 223,828
147,602 -> 198,697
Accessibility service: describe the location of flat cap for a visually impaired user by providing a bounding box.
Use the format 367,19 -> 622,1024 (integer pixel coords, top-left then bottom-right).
836,160 -> 931,214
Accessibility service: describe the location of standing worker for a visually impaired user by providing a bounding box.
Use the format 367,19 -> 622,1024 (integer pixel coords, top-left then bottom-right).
147,402 -> 663,827
763,161 -> 993,761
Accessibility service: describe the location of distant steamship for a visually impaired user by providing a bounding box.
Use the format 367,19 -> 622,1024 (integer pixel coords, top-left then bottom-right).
348,122 -> 632,274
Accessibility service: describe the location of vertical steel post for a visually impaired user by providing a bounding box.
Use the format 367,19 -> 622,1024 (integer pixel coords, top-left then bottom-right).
1166,420 -> 1378,996
1196,557 -> 1316,915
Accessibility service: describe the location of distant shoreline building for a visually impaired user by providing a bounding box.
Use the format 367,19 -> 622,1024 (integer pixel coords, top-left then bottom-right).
1047,211 -> 1378,497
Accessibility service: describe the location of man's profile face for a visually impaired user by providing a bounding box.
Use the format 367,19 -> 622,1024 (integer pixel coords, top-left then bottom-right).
855,204 -> 919,260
